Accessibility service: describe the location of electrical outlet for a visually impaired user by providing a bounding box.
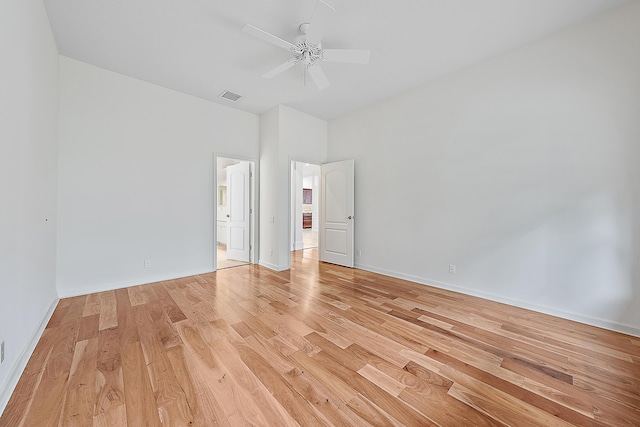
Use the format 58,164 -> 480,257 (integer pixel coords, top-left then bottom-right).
1,341 -> 5,364
449,264 -> 456,274
356,249 -> 362,257
269,249 -> 274,256
144,260 -> 151,268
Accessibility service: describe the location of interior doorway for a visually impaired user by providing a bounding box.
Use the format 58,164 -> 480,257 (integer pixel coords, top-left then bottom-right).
216,155 -> 255,270
290,161 -> 320,253
289,159 -> 355,268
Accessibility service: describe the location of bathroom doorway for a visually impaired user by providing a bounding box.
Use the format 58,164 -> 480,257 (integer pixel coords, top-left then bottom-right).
216,155 -> 255,270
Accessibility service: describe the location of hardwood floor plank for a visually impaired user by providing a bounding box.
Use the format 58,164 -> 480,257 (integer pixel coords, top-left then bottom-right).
0,330 -> 56,426
60,337 -> 99,427
230,341 -> 329,426
77,314 -> 100,342
165,343 -> 228,426
4,248 -> 640,426
212,338 -> 301,426
347,394 -> 407,427
173,319 -> 259,424
133,304 -> 194,425
357,364 -> 406,397
66,296 -> 90,323
282,364 -> 371,427
94,327 -> 125,418
113,288 -> 139,347
447,382 -> 567,427
120,342 -> 160,426
22,320 -> 79,426
82,292 -> 102,317
146,299 -> 182,349
301,349 -> 438,426
427,349 -> 601,426
153,284 -> 188,323
98,291 -> 118,331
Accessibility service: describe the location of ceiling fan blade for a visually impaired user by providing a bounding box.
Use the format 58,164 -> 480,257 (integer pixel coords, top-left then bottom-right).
305,0 -> 335,44
242,24 -> 293,50
322,49 -> 371,64
318,0 -> 336,12
262,60 -> 297,79
307,65 -> 330,90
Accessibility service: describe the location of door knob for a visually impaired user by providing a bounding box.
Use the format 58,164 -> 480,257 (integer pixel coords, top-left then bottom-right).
226,214 -> 230,218
348,216 -> 353,219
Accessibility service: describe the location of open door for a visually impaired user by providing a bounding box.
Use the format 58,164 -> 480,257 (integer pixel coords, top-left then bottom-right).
226,162 -> 250,262
319,159 -> 354,267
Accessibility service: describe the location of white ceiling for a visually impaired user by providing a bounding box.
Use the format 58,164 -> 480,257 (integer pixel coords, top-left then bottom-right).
43,0 -> 629,120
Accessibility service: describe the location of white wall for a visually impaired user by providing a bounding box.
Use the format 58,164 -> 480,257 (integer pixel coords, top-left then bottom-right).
0,0 -> 60,412
57,57 -> 259,296
259,106 -> 281,270
328,2 -> 640,335
259,105 -> 327,270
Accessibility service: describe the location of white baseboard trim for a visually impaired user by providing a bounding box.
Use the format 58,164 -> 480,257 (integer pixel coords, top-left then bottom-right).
355,262 -> 640,338
0,297 -> 59,416
258,260 -> 288,272
57,268 -> 215,298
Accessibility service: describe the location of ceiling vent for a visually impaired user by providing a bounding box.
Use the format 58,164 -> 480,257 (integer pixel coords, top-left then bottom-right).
220,90 -> 242,102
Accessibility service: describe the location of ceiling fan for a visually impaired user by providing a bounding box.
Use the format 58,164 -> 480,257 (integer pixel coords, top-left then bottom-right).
242,2 -> 370,90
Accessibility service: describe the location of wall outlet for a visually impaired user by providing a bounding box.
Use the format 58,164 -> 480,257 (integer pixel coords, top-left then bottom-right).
356,249 -> 362,257
449,264 -> 456,274
1,341 -> 4,364
144,260 -> 151,268
269,249 -> 274,256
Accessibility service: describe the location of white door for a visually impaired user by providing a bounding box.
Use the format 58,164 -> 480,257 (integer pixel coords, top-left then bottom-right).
319,159 -> 354,267
226,162 -> 250,262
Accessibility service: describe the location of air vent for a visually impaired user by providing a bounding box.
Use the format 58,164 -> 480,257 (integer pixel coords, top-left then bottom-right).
220,90 -> 242,102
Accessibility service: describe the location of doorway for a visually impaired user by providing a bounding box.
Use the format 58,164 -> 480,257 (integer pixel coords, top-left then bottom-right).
216,155 -> 255,270
290,159 -> 355,268
290,161 -> 320,254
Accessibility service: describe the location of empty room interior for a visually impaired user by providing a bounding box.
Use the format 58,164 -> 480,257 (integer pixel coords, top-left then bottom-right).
2,0 -> 640,425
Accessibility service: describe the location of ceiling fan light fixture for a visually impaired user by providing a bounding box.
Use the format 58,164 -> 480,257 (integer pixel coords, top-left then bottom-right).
242,2 -> 371,91
290,40 -> 323,65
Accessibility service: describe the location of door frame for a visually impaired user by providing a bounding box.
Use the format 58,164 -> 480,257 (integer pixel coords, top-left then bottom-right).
214,153 -> 258,271
288,156 -> 323,268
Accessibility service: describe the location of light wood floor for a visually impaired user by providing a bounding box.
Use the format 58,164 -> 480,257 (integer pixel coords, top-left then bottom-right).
216,243 -> 249,270
2,249 -> 640,426
303,229 -> 318,249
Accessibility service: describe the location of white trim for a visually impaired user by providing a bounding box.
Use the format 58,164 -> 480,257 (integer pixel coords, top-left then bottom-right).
258,260 -> 285,272
57,269 -> 213,298
0,297 -> 59,416
355,262 -> 640,338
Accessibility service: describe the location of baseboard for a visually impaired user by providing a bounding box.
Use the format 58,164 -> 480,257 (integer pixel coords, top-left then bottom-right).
57,268 -> 215,298
355,262 -> 640,338
258,260 -> 288,272
0,297 -> 59,416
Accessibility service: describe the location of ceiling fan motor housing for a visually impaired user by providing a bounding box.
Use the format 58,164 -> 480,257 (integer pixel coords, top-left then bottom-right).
291,40 -> 323,65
